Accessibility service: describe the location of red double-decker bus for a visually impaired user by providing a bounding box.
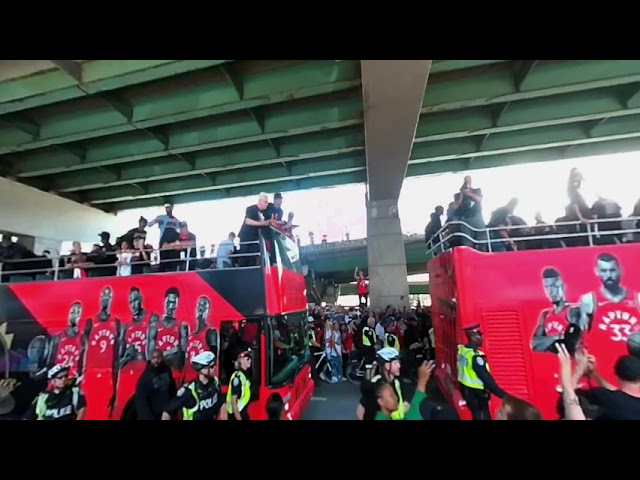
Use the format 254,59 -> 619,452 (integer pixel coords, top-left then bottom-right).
428,219 -> 640,420
0,226 -> 313,420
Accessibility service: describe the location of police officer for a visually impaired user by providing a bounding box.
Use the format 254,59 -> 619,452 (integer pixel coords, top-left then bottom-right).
227,350 -> 252,420
24,364 -> 87,420
384,320 -> 400,353
457,324 -> 506,420
161,351 -> 227,420
371,347 -> 407,420
361,317 -> 377,380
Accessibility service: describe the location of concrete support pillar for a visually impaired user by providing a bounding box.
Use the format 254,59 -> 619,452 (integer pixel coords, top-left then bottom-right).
361,60 -> 432,309
366,198 -> 410,310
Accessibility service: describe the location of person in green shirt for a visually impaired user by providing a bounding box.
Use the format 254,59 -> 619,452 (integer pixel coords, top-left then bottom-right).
374,360 -> 435,420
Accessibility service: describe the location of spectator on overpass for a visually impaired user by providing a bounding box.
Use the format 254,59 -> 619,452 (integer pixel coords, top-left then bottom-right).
148,202 -> 181,243
238,193 -> 271,267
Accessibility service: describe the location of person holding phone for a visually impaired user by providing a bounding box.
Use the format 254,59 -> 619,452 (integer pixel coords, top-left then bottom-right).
455,175 -> 486,249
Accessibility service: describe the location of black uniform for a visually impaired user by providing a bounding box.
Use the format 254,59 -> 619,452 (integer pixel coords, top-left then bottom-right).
23,386 -> 86,420
460,344 -> 505,421
164,378 -> 224,420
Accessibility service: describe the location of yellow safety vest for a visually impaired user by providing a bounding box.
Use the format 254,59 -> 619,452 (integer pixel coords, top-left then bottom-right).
362,326 -> 376,347
226,370 -> 251,414
182,379 -> 220,420
371,375 -> 405,420
35,387 -> 80,420
384,333 -> 399,352
457,345 -> 489,390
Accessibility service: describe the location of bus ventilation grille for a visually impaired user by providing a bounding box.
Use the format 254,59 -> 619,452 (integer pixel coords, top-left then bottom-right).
482,310 -> 531,402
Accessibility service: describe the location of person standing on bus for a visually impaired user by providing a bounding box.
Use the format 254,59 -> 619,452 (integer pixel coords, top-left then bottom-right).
43,302 -> 86,379
24,364 -> 87,420
531,268 -> 583,354
147,202 -> 181,242
116,287 -> 158,417
147,287 -> 189,380
457,324 -> 506,420
362,317 -> 377,380
354,267 -> 369,306
83,286 -> 123,419
183,296 -> 219,383
162,351 -> 227,420
227,350 -> 252,420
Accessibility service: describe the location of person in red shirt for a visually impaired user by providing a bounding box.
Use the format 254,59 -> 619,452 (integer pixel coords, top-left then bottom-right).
183,296 -> 219,383
354,267 -> 369,307
341,323 -> 354,378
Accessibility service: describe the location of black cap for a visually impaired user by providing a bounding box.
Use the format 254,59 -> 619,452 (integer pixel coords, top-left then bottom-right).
463,324 -> 482,333
98,231 -> 110,239
274,192 -> 283,199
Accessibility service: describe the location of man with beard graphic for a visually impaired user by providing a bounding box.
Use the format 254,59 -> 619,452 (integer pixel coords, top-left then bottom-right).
531,268 -> 582,353
82,286 -> 123,419
48,302 -> 87,377
147,287 -> 189,380
579,253 -> 640,381
183,296 -> 219,383
115,287 -> 159,419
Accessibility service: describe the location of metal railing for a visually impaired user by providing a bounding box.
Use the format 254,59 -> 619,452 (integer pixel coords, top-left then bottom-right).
0,240 -> 263,284
425,216 -> 640,257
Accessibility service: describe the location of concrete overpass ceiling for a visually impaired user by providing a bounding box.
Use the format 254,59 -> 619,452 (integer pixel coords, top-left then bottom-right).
1,60 -> 640,212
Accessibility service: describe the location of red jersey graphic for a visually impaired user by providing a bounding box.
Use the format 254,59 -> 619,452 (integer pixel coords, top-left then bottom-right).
541,306 -> 572,336
55,334 -> 83,376
583,290 -> 640,382
85,321 -> 118,370
156,321 -> 181,353
125,314 -> 152,357
357,278 -> 368,295
186,329 -> 210,361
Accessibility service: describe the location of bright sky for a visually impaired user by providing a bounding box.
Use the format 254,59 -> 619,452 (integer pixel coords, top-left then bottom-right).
111,151 -> 640,249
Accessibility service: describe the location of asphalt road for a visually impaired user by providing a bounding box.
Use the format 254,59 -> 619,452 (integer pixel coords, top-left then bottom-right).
302,380 -> 361,420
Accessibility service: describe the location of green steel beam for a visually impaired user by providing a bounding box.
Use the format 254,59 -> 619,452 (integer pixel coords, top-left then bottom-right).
74,113 -> 640,205
430,60 -> 508,74
7,89 -> 364,177
0,60 -> 232,115
422,60 -> 640,113
11,80 -> 640,192
5,59 -> 633,158
97,134 -> 640,211
0,60 -> 362,156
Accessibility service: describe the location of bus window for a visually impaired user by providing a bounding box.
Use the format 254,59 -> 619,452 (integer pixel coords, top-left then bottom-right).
219,319 -> 261,386
267,312 -> 307,387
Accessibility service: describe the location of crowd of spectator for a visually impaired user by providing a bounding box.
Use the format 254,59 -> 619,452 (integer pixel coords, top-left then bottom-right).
424,168 -> 640,253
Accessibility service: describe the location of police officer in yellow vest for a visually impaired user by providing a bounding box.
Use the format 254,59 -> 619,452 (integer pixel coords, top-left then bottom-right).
227,349 -> 252,420
457,324 -> 506,420
384,321 -> 400,353
362,317 -> 377,380
24,364 -> 87,420
162,351 -> 227,420
371,347 -> 409,420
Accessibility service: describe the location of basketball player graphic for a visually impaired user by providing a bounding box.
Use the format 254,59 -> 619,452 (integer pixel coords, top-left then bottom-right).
47,302 -> 87,377
531,268 -> 582,353
82,286 -> 123,419
147,287 -> 189,379
183,296 -> 219,383
579,253 -> 640,381
115,286 -> 158,418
